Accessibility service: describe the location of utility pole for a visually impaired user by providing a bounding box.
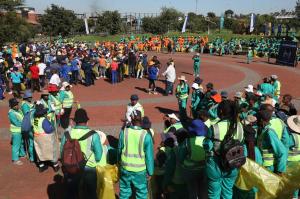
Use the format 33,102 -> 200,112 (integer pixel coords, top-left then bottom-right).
196,0 -> 198,14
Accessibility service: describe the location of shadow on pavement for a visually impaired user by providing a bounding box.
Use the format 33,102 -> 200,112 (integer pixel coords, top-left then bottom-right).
47,174 -> 65,199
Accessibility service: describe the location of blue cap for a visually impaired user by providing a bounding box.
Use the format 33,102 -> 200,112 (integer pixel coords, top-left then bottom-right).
130,94 -> 139,101
188,119 -> 207,136
221,91 -> 228,98
23,90 -> 33,99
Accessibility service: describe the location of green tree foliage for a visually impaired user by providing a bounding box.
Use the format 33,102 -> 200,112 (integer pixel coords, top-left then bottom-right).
225,9 -> 234,18
296,0 -> 300,18
187,12 -> 207,33
207,12 -> 216,18
96,11 -> 122,35
160,7 -> 184,32
0,0 -> 22,11
39,4 -> 78,36
142,17 -> 166,34
0,11 -> 34,45
0,0 -> 35,45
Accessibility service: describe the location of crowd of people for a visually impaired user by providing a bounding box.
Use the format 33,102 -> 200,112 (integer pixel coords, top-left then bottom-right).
2,37 -> 300,199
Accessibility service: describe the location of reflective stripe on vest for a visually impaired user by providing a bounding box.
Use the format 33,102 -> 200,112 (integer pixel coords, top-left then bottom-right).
62,91 -> 74,108
177,84 -> 188,99
213,121 -> 244,152
262,149 -> 275,167
258,129 -> 275,167
183,136 -> 206,169
70,128 -> 105,168
33,117 -> 46,136
163,122 -> 183,134
121,128 -> 147,172
288,133 -> 300,162
50,95 -> 62,114
275,81 -> 281,97
270,118 -> 284,140
9,110 -> 23,133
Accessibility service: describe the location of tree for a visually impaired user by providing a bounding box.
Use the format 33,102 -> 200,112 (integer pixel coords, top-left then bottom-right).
296,0 -> 300,18
0,0 -> 23,11
0,0 -> 35,45
159,7 -> 184,32
0,12 -> 35,45
96,11 -> 122,35
142,17 -> 166,34
39,4 -> 78,36
225,9 -> 234,18
187,12 -> 207,33
207,12 -> 216,19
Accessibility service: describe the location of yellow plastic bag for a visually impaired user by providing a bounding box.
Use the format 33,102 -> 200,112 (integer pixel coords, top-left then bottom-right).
235,158 -> 300,199
20,83 -> 26,91
96,165 -> 119,199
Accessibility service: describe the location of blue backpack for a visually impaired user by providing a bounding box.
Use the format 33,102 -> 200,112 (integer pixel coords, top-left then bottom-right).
21,111 -> 33,133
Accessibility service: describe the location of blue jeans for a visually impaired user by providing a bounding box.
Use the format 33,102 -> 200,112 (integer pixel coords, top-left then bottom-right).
165,81 -> 173,95
111,70 -> 117,84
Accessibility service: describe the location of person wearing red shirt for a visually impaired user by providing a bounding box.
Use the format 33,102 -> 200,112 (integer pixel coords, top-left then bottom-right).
30,62 -> 40,92
111,58 -> 118,85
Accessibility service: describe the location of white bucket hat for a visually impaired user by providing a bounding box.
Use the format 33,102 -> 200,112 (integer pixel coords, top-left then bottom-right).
178,75 -> 187,81
192,83 -> 199,90
245,85 -> 254,93
167,113 -> 180,122
287,115 -> 300,133
61,82 -> 72,91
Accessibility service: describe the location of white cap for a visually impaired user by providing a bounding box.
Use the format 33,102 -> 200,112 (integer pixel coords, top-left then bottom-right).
192,83 -> 199,90
0,59 -> 4,63
271,75 -> 278,80
245,85 -> 254,93
61,82 -> 72,90
167,113 -> 180,121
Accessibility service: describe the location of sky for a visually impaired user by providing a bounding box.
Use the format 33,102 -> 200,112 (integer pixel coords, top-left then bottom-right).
25,0 -> 297,16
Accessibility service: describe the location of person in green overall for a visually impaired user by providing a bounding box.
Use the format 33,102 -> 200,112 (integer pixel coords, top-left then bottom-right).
286,115 -> 300,199
162,129 -> 188,199
20,90 -> 35,162
192,53 -> 201,77
233,125 -> 263,199
270,75 -> 281,102
59,82 -> 74,130
258,77 -> 275,97
180,119 -> 208,199
247,47 -> 253,64
190,83 -> 201,119
8,98 -> 25,165
60,108 -> 104,199
256,110 -> 287,173
260,104 -> 290,150
176,76 -> 189,120
48,84 -> 62,128
203,100 -> 244,199
208,92 -> 222,124
118,110 -> 154,199
200,82 -> 214,110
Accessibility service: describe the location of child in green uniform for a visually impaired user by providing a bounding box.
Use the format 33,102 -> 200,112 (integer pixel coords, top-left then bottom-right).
192,53 -> 201,77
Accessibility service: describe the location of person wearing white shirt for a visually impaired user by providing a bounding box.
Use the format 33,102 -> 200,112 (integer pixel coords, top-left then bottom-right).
162,61 -> 176,95
125,95 -> 144,124
37,60 -> 47,88
49,69 -> 61,87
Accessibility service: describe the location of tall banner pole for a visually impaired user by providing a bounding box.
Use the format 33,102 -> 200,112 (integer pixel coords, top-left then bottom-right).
181,15 -> 188,33
84,17 -> 90,35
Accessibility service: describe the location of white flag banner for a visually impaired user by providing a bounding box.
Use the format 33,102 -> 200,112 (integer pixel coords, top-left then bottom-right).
181,15 -> 188,33
84,18 -> 89,35
250,13 -> 255,33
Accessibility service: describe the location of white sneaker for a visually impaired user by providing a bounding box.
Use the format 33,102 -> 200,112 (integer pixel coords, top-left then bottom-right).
13,160 -> 23,165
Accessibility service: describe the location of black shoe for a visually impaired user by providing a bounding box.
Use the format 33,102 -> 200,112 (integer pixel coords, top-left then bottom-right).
39,165 -> 48,173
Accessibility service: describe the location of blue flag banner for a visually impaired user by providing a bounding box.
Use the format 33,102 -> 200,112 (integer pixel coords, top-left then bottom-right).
250,13 -> 255,33
181,15 -> 188,33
